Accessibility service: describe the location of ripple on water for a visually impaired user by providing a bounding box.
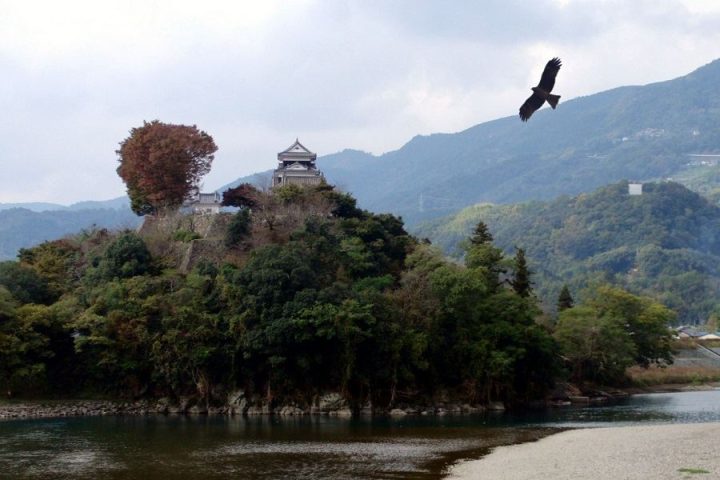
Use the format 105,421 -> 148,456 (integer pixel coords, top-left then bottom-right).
192,437 -> 482,476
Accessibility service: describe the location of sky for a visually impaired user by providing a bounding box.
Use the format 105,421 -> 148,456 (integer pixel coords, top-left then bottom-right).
2,0 -> 720,204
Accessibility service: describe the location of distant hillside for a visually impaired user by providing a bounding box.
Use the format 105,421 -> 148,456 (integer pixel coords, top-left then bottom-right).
225,58 -> 720,225
416,181 -> 720,324
0,208 -> 140,260
0,196 -> 129,212
665,162 -> 720,205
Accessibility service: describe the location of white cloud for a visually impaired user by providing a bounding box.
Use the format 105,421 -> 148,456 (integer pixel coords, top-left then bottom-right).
1,0 -> 719,203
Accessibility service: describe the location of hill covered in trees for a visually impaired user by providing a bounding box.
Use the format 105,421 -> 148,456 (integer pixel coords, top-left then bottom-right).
0,185 -> 673,409
417,181 -> 720,324
224,58 -> 720,226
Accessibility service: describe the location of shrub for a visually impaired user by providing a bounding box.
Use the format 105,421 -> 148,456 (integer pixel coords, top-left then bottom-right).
225,209 -> 252,247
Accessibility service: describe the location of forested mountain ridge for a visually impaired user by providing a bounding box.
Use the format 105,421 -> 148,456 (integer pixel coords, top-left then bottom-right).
416,181 -> 720,324
0,196 -> 129,212
0,208 -> 141,261
226,58 -> 720,225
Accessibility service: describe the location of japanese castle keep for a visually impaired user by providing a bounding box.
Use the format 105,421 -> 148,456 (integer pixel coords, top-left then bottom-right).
272,139 -> 324,187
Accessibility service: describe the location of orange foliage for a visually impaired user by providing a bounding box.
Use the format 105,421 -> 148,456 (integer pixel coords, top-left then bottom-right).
116,120 -> 217,214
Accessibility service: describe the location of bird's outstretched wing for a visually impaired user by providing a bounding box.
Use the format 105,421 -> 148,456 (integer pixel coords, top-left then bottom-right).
519,93 -> 545,122
538,57 -> 562,92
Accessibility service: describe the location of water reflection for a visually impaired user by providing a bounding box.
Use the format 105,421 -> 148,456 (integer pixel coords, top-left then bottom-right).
1,389 -> 719,479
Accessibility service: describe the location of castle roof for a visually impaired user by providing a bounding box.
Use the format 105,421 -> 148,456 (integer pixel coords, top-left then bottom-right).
280,138 -> 313,155
278,138 -> 316,161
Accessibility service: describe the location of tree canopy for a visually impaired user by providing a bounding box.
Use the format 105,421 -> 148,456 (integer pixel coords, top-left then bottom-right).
116,121 -> 218,215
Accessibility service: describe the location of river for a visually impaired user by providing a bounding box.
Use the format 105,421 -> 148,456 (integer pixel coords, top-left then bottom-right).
1,389 -> 719,479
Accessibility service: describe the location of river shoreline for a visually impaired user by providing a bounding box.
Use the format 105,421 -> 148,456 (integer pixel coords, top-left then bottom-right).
445,422 -> 720,480
2,390 -> 719,479
0,398 -> 490,420
1,382 -> 717,421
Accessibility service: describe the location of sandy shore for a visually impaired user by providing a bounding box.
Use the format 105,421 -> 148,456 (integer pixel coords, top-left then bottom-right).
446,422 -> 720,480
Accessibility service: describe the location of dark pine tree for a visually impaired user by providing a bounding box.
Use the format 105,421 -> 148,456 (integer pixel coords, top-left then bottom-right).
470,221 -> 493,245
511,247 -> 532,298
557,284 -> 574,311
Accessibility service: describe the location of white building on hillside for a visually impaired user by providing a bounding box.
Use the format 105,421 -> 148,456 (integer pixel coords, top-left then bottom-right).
184,191 -> 222,214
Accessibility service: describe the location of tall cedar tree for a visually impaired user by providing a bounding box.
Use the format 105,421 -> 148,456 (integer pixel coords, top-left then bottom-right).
465,222 -> 505,293
470,221 -> 493,245
117,121 -> 217,214
557,285 -> 574,311
511,247 -> 532,297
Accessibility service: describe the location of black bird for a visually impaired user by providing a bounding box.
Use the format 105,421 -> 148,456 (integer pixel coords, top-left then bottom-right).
519,57 -> 562,122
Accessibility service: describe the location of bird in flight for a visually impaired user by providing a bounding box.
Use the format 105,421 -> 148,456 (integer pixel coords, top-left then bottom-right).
519,57 -> 562,122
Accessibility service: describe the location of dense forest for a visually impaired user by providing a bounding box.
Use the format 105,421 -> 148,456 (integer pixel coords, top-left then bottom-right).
0,185 -> 673,409
417,181 -> 720,324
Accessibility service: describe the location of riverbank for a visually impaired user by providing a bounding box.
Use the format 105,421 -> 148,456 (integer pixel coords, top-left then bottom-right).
0,395 -> 492,420
446,422 -> 720,480
0,400 -> 151,419
2,382 -> 718,420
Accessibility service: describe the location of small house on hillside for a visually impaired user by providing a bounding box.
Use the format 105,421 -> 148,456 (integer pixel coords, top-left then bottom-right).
183,191 -> 222,214
628,183 -> 643,195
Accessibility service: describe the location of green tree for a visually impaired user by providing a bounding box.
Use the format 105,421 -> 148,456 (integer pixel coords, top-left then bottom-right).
18,239 -> 81,300
557,285 -> 574,311
470,221 -> 493,245
0,261 -> 54,305
587,285 -> 674,367
152,307 -> 231,407
555,286 -> 675,384
323,191 -> 362,218
225,209 -> 252,247
511,247 -> 532,298
92,232 -> 152,281
464,231 -> 505,293
555,306 -> 636,383
0,290 -> 54,395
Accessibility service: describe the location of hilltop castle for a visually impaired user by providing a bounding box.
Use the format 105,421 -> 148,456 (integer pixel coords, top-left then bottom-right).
185,139 -> 324,214
272,139 -> 324,187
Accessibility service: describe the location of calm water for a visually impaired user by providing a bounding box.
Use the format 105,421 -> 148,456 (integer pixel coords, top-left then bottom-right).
1,390 -> 720,479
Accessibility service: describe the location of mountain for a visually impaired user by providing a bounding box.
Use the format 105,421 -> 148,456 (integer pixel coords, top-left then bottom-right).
0,196 -> 129,212
225,58 -> 720,226
416,181 -> 720,324
0,208 -> 140,261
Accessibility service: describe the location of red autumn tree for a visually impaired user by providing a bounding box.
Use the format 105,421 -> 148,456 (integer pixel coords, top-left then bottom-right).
116,120 -> 218,215
222,183 -> 259,209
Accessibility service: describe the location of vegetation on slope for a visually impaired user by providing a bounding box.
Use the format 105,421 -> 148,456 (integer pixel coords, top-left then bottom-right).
0,186 -> 673,407
417,181 -> 720,324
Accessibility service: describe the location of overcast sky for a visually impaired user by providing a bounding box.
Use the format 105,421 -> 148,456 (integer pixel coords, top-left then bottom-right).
2,0 -> 720,204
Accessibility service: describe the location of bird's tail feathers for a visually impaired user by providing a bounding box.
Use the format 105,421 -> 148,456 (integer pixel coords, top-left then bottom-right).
547,94 -> 561,109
